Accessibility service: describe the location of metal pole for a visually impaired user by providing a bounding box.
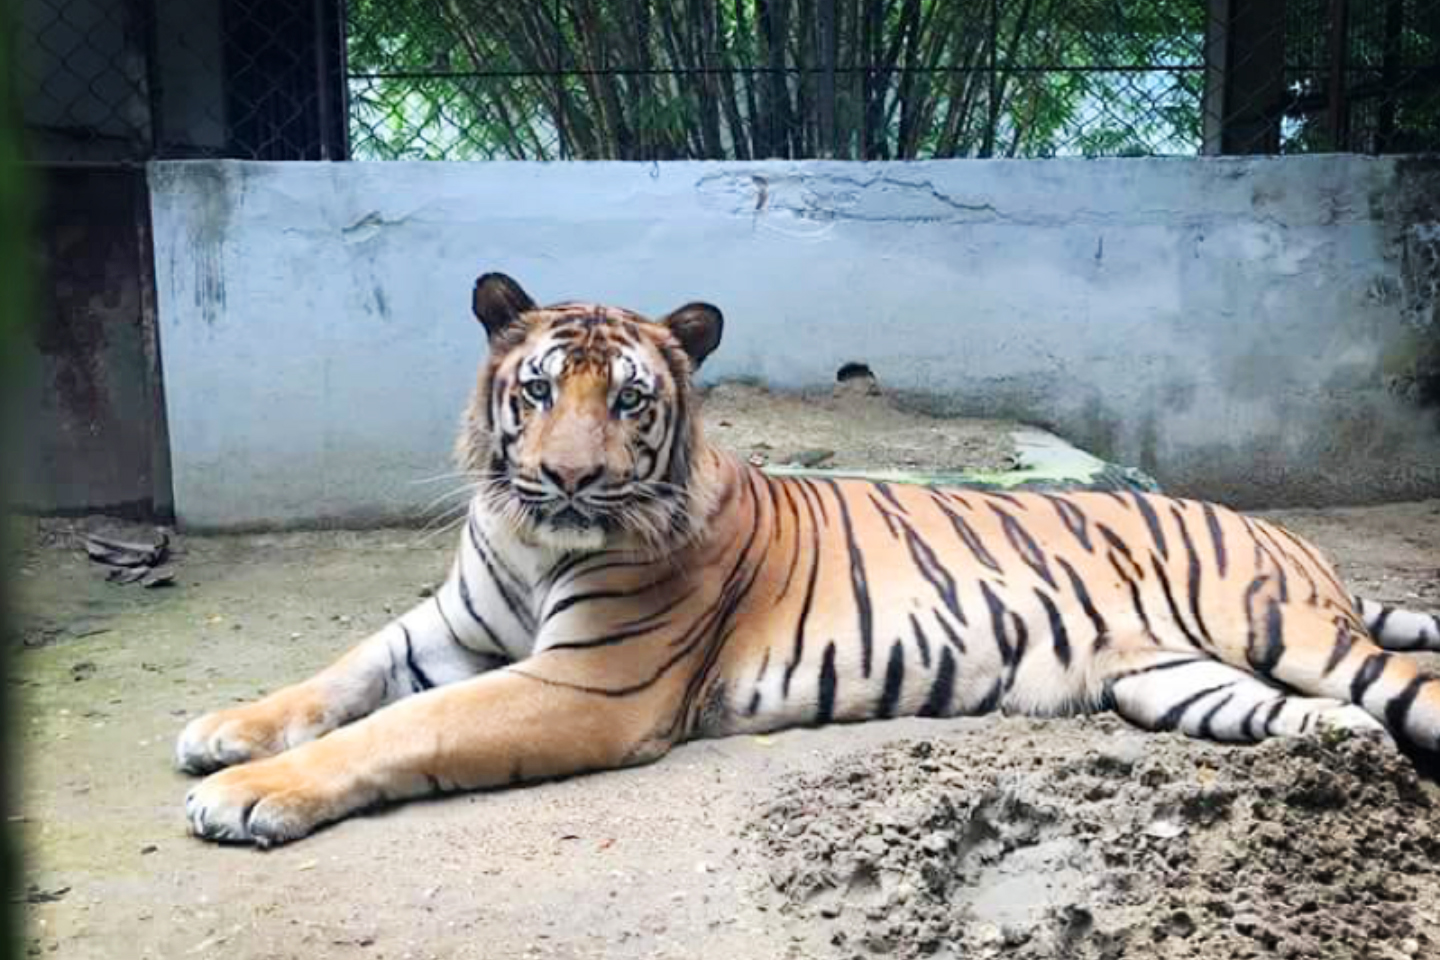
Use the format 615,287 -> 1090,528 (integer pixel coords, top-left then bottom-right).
1326,0 -> 1350,151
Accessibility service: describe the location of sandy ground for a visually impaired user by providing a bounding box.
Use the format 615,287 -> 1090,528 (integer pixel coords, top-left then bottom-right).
8,389 -> 1440,960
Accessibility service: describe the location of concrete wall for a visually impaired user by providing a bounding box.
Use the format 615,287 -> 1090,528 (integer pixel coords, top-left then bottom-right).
149,157 -> 1440,529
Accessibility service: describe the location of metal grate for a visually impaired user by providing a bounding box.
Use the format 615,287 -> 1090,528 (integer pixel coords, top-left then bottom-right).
344,0 -> 1440,161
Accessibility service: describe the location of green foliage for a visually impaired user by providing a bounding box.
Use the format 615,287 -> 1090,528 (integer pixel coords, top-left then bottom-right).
347,0 -> 1213,160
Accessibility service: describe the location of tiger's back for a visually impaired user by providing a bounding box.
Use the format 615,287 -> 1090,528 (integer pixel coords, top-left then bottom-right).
519,459 -> 1440,755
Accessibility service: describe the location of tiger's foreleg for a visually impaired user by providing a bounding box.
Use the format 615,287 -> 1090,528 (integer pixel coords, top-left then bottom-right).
184,653 -> 674,845
176,596 -> 504,774
1105,652 -> 1387,743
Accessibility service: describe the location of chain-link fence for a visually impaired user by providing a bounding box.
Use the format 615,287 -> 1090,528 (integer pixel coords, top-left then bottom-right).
345,0 -> 1440,160
14,0 -> 1440,162
16,0 -> 346,162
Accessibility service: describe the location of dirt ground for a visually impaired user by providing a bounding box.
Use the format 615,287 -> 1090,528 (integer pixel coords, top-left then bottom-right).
8,388 -> 1440,960
700,381 -> 1018,475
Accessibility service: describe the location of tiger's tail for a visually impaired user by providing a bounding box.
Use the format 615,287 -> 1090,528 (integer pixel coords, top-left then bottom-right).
1353,596 -> 1440,652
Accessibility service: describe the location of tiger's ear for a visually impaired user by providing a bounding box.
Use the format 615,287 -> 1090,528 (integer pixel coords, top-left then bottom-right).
472,273 -> 537,340
661,302 -> 724,370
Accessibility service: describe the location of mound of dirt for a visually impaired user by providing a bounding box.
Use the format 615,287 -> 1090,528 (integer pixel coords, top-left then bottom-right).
752,722 -> 1440,960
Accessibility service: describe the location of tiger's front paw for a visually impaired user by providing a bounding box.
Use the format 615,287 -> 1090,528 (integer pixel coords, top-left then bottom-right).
176,706 -> 288,775
185,756 -> 342,847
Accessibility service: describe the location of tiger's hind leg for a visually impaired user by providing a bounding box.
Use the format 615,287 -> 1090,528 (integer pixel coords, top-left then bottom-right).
1106,652 -> 1388,743
1353,597 -> 1440,652
1239,616 -> 1440,758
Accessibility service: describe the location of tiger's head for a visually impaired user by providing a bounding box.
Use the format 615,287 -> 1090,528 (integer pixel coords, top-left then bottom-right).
458,273 -> 725,553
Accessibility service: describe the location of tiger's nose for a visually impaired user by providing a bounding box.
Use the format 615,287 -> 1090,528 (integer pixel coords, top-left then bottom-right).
540,463 -> 604,496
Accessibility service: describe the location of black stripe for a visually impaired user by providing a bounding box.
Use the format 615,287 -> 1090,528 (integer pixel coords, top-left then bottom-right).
1244,518 -> 1290,603
1109,656 -> 1208,684
823,479 -> 875,677
1155,682 -> 1233,731
745,649 -> 769,717
1263,698 -> 1286,735
1098,524 -> 1140,573
1131,493 -> 1170,561
874,481 -> 908,514
772,485 -> 803,599
1202,501 -> 1228,578
933,611 -> 967,653
774,477 -> 800,542
468,516 -> 534,631
545,581 -> 668,624
1056,556 -> 1109,650
1005,614 -> 1030,692
985,491 -> 1028,510
798,478 -> 830,526
878,641 -> 906,719
816,643 -> 838,725
989,504 -> 1057,589
1152,554 -> 1207,651
610,583 -> 701,633
979,581 -> 1015,666
1385,676 -> 1429,737
1253,522 -> 1316,605
1277,525 -> 1349,600
541,587 -> 627,624
919,646 -> 957,718
1370,605 -> 1393,638
1043,494 -> 1094,553
1248,597 -> 1285,675
868,493 -> 904,539
1240,700 -> 1268,741
782,487 -> 824,698
1036,589 -> 1072,669
1197,692 -> 1235,740
909,613 -> 932,669
1171,507 -> 1216,649
930,492 -> 1003,574
973,677 -> 1004,715
1241,575 -> 1270,666
544,622 -> 661,652
433,596 -> 463,646
401,625 -> 436,692
889,511 -> 967,627
457,568 -> 512,658
1324,619 -> 1358,676
1109,551 -> 1157,644
1350,653 -> 1392,705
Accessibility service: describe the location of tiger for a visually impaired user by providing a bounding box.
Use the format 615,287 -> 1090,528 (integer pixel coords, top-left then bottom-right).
177,272 -> 1440,846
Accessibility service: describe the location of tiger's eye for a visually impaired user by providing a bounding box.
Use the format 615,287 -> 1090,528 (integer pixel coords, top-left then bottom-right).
615,387 -> 645,412
523,379 -> 551,405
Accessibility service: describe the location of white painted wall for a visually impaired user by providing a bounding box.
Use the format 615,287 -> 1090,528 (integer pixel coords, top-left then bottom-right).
149,157 -> 1440,529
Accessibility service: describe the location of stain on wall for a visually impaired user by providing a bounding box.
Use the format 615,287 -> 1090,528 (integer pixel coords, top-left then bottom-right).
14,166 -> 171,519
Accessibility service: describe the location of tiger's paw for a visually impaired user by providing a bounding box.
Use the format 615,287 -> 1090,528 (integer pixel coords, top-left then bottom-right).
1313,704 -> 1393,745
175,707 -> 288,775
185,757 -> 339,847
